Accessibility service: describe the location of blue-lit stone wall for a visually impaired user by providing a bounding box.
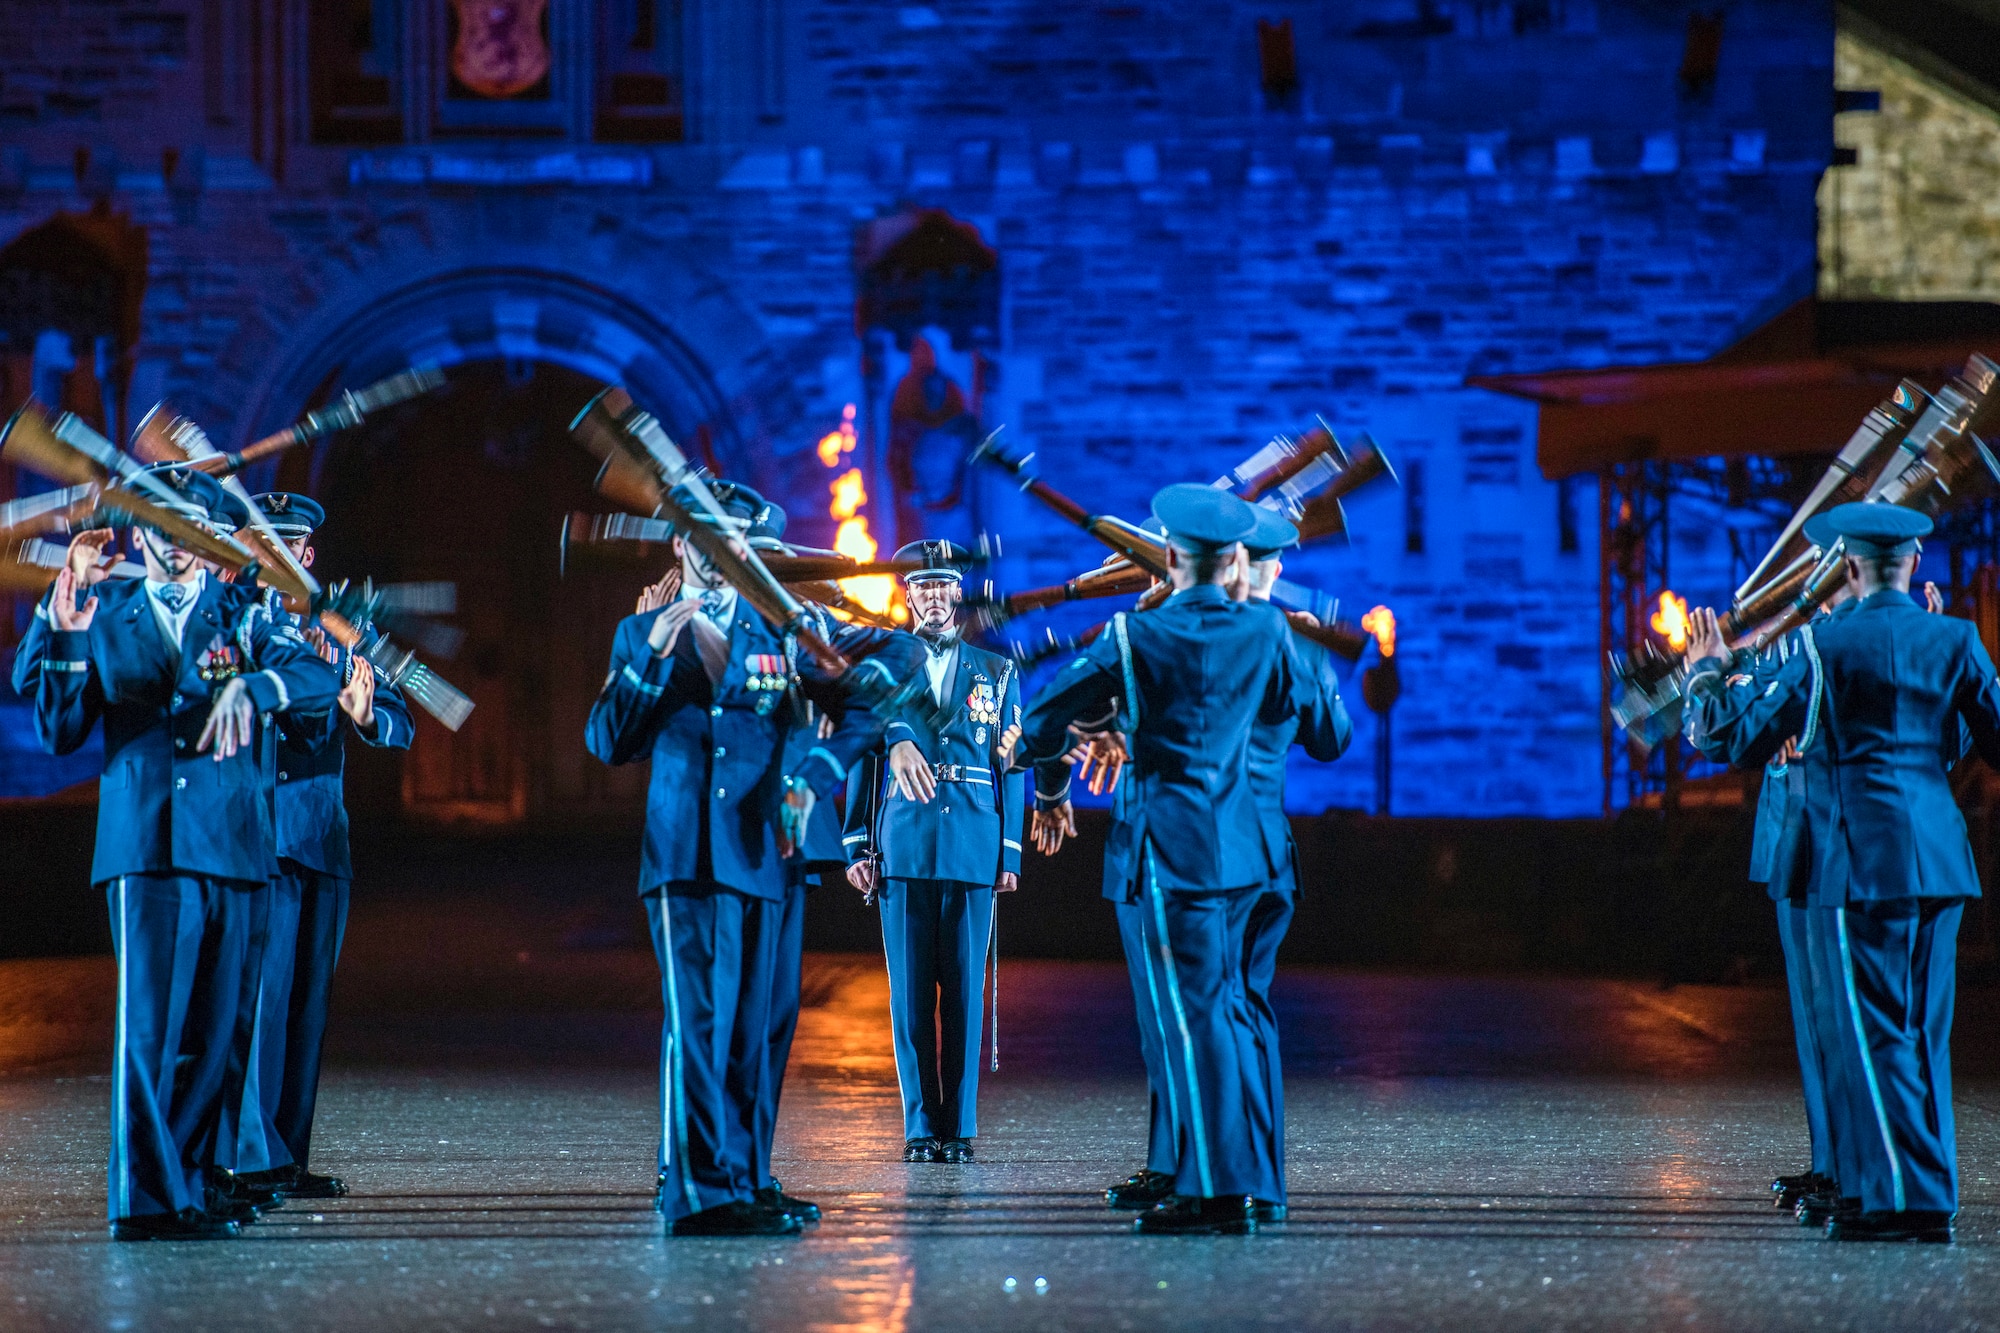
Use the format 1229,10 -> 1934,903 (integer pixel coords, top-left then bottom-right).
0,1 -> 1832,814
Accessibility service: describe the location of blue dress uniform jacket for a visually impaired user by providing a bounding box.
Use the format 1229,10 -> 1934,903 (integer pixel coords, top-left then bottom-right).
1693,591 -> 2000,904
842,638 -> 1025,884
1247,633 -> 1353,895
25,578 -> 342,885
272,629 -> 414,878
1023,586 -> 1339,898
585,604 -> 907,901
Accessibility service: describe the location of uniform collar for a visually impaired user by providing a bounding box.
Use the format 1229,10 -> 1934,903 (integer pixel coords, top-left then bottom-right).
1170,583 -> 1231,605
1855,588 -> 1917,611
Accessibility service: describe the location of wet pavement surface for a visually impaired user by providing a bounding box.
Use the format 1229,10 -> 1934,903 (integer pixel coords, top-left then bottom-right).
5,886 -> 2000,1330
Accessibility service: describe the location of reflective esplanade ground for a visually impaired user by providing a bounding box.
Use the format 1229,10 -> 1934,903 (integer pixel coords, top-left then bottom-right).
3,866 -> 1998,1332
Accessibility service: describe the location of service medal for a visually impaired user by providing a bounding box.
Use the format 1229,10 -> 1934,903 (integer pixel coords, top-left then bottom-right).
196,634 -> 241,686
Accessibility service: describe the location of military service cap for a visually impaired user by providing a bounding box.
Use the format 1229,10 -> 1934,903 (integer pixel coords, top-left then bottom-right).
1151,483 -> 1257,554
1243,504 -> 1300,561
136,462 -> 234,529
894,539 -> 973,584
1804,502 -> 1932,558
250,492 -> 325,539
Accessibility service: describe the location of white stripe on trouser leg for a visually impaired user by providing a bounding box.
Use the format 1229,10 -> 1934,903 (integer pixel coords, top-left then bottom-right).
659,897 -> 700,1216
1836,911 -> 1906,1212
112,877 -> 130,1220
1145,847 -> 1213,1198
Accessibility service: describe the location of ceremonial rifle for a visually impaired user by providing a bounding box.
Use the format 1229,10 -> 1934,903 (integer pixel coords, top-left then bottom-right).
0,404 -> 475,731
969,432 -> 1173,577
131,367 -> 444,476
569,388 -> 932,721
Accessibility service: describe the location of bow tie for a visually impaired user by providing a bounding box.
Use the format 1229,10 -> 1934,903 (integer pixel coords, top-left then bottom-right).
699,590 -> 728,621
154,583 -> 193,613
921,632 -> 958,660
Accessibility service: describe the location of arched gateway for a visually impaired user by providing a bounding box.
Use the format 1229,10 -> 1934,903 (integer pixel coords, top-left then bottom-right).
230,266 -> 747,829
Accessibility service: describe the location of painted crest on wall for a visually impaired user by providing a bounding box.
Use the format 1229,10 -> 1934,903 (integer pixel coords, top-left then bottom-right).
450,0 -> 551,99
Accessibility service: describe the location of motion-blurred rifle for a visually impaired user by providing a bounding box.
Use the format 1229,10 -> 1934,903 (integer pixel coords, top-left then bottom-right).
131,367 -> 444,476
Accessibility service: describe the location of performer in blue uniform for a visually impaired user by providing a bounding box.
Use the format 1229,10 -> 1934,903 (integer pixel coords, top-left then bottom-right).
586,480 -> 915,1236
1016,484 -> 1344,1234
16,468 -> 340,1241
219,493 -> 413,1202
1685,591 -> 1854,1222
1686,504 -> 2000,1244
1231,508 -> 1350,1217
842,540 -> 1024,1164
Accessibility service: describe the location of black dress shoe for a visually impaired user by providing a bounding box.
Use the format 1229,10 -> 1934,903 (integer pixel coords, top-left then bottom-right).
1134,1194 -> 1256,1235
756,1186 -> 821,1223
203,1190 -> 262,1226
281,1170 -> 347,1200
668,1200 -> 804,1237
903,1137 -> 941,1163
939,1138 -> 975,1163
211,1169 -> 284,1210
1771,1171 -> 1833,1210
111,1208 -> 240,1241
1794,1190 -> 1838,1227
1827,1209 -> 1954,1243
1251,1199 -> 1287,1223
1106,1170 -> 1177,1209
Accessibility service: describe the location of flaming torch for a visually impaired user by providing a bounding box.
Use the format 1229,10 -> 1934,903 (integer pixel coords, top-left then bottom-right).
1649,591 -> 1690,654
1360,605 -> 1400,816
820,405 -> 906,623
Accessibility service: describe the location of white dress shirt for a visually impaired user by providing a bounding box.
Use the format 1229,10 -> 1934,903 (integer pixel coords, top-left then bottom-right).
144,571 -> 207,653
922,637 -> 959,708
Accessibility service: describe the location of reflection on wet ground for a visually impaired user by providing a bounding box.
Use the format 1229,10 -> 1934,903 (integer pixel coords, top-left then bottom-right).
2,889 -> 1999,1330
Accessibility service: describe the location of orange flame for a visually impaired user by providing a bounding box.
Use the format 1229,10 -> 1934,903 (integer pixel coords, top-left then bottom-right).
816,403 -> 858,468
825,461 -> 904,620
1361,605 -> 1396,658
1650,591 -> 1689,653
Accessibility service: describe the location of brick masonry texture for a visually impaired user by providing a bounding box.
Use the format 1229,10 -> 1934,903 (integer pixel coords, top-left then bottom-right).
0,1 -> 1834,816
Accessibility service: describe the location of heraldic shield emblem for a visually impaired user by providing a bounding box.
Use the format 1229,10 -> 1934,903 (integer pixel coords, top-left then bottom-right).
450,0 -> 551,99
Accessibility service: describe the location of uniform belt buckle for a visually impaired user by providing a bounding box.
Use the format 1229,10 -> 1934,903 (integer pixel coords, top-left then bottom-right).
932,762 -> 964,782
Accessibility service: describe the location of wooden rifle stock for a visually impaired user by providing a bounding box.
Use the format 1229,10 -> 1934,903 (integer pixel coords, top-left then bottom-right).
971,435 -> 1172,577
571,389 -> 849,675
1733,381 -> 1925,603
1238,426 -> 1346,501
1004,560 -> 1154,614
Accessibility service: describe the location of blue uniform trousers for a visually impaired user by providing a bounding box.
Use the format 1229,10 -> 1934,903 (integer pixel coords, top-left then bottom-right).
878,877 -> 992,1141
105,874 -> 267,1221
1774,899 -> 1836,1180
224,863 -> 349,1174
646,883 -> 779,1222
1241,887 -> 1293,1201
1132,859 -> 1279,1203
755,879 -> 808,1188
1116,898 -> 1176,1175
1121,883 -> 1291,1201
1822,899 -> 1963,1215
